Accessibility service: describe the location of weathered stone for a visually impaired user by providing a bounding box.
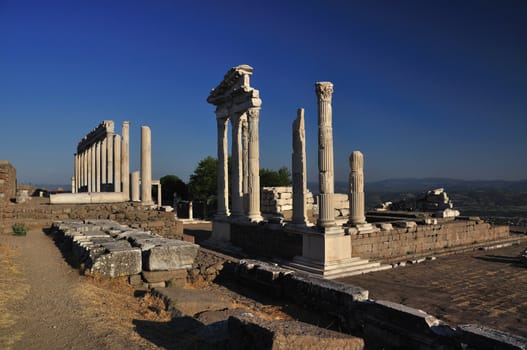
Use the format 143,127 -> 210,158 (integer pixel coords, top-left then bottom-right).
457,324 -> 527,350
228,314 -> 364,350
141,240 -> 199,271
91,247 -> 142,277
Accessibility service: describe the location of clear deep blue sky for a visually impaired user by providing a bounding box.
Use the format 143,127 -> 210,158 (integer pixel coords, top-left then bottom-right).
1,0 -> 526,185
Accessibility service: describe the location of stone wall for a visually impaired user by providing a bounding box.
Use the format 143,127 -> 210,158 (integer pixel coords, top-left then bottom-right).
350,218 -> 510,262
232,259 -> 526,350
261,186 -> 314,216
0,202 -> 184,238
0,161 -> 16,201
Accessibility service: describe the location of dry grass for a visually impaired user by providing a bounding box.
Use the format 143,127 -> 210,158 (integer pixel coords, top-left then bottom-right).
74,274 -> 172,349
0,243 -> 30,350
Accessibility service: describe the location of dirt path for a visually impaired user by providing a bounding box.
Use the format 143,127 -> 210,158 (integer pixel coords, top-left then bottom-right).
0,227 -> 170,350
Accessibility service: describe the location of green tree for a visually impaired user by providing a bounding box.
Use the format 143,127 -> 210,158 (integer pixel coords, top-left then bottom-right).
188,156 -> 218,201
259,166 -> 292,187
160,175 -> 188,203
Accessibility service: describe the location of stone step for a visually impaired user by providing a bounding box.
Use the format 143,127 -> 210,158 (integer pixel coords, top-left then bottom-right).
284,257 -> 392,279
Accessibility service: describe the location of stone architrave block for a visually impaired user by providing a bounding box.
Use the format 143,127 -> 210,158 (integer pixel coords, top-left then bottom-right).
91,247 -> 142,277
228,314 -> 364,350
141,240 -> 199,271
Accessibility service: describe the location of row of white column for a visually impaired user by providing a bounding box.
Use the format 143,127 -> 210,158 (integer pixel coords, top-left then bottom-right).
216,108 -> 262,222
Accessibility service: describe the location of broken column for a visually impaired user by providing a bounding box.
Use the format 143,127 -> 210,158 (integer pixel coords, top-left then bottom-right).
291,108 -> 308,225
316,82 -> 336,231
348,151 -> 366,225
141,126 -> 153,205
131,171 -> 140,202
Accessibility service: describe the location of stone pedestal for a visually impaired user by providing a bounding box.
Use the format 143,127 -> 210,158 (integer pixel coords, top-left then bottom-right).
211,219 -> 231,242
141,126 -> 153,205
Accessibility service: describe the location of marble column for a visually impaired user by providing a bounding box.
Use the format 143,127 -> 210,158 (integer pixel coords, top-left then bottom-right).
247,108 -> 263,222
101,138 -> 107,191
73,154 -> 78,193
230,113 -> 244,218
114,135 -> 122,192
315,82 -> 336,230
242,118 -> 249,213
107,132 -> 114,189
83,151 -> 87,191
90,145 -> 96,192
141,126 -> 153,205
348,151 -> 366,225
131,171 -> 140,202
95,141 -> 101,192
121,121 -> 130,199
157,183 -> 162,208
292,108 -> 308,225
216,116 -> 230,218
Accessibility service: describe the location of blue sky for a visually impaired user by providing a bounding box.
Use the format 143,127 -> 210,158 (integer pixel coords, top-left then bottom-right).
1,0 -> 526,185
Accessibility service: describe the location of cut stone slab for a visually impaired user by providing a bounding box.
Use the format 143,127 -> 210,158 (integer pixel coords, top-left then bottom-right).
152,287 -> 231,317
141,240 -> 199,271
228,313 -> 364,350
91,247 -> 142,277
457,324 -> 527,350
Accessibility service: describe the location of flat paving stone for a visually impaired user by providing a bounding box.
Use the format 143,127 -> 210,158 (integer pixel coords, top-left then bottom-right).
339,242 -> 527,337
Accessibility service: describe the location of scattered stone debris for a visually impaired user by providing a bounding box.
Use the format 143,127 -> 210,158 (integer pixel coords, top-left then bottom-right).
51,219 -> 199,278
376,188 -> 460,218
521,248 -> 527,266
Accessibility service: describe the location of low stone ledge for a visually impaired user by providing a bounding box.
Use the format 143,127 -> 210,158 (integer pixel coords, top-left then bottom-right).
457,324 -> 527,350
228,314 -> 364,350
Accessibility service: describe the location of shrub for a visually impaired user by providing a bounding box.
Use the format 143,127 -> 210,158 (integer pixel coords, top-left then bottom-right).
12,223 -> 28,236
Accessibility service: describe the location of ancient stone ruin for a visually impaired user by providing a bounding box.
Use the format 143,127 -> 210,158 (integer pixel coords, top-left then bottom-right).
51,219 -> 198,282
51,121 -> 158,205
0,160 -> 16,202
376,188 -> 460,218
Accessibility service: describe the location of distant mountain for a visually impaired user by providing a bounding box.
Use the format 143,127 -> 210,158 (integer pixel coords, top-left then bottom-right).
364,178 -> 527,193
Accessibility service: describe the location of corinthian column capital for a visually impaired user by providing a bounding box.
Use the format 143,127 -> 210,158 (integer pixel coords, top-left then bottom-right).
315,82 -> 334,102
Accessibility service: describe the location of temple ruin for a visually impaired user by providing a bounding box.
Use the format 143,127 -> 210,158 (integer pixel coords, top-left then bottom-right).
51,120 -> 158,205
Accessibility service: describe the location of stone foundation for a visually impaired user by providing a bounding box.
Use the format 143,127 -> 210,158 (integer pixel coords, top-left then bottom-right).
350,218 -> 510,262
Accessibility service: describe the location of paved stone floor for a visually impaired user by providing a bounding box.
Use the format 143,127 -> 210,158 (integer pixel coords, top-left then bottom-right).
339,242 -> 527,337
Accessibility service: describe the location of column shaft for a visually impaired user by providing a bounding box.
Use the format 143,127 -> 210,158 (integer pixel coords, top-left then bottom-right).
230,114 -> 244,218
95,142 -> 101,192
242,118 -> 249,213
247,108 -> 262,221
292,108 -> 308,225
316,82 -> 336,229
349,151 -> 366,224
216,116 -> 230,218
107,133 -> 114,189
140,126 -> 153,204
121,121 -> 130,199
131,171 -> 140,201
101,138 -> 107,191
90,146 -> 96,192
114,135 -> 122,192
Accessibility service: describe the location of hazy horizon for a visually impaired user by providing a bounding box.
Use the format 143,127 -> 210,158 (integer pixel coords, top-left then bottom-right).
1,1 -> 526,184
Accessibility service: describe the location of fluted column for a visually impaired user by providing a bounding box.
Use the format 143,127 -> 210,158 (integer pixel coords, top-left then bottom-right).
315,81 -> 336,230
83,151 -> 87,191
101,138 -> 107,191
216,116 -> 230,218
107,132 -> 114,189
292,108 -> 308,225
121,121 -> 130,199
90,145 -> 96,192
95,141 -> 101,192
349,151 -> 366,225
242,118 -> 249,213
230,113 -> 244,218
73,154 -> 78,193
141,126 -> 153,205
114,134 -> 121,192
247,108 -> 262,222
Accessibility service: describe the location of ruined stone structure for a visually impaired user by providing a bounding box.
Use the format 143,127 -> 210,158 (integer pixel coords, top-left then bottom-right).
73,120 -> 126,193
261,186 -> 315,217
0,161 -> 16,201
207,64 -> 263,240
52,120 -> 154,205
